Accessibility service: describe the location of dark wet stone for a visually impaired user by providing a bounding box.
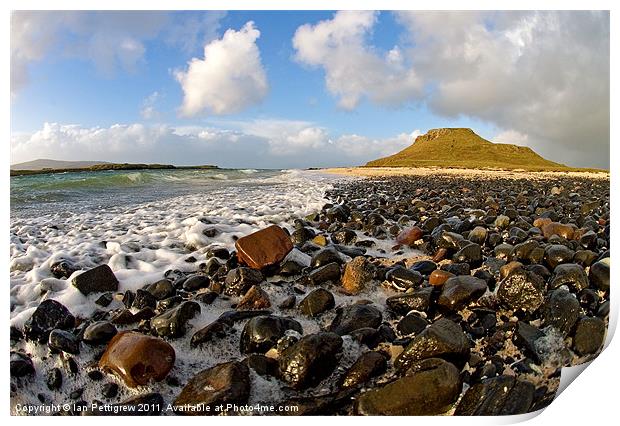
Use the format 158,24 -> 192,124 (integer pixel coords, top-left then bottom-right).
331,228 -> 357,245
236,284 -> 271,310
410,260 -> 437,275
544,244 -> 575,269
309,262 -> 341,284
468,226 -> 488,245
385,266 -> 423,291
494,243 -> 514,259
94,292 -> 114,307
340,351 -> 387,389
589,258 -> 610,292
279,260 -> 305,276
87,370 -> 103,381
276,389 -> 356,416
397,314 -> 428,336
355,358 -> 461,415
239,315 -> 303,354
437,276 -> 487,311
173,361 -> 250,415
207,247 -> 230,260
201,257 -> 223,276
131,289 -> 157,310
102,383 -> 119,398
278,332 -> 343,389
310,247 -> 344,267
441,262 -> 471,276
513,321 -> 545,362
497,268 -> 546,313
190,320 -> 232,347
223,267 -> 263,297
48,329 -> 80,354
24,299 -> 75,343
195,291 -> 218,305
46,367 -> 62,390
542,288 -> 581,336
328,304 -> 383,336
50,260 -> 78,279
453,243 -> 483,266
573,317 -> 606,355
72,264 -> 119,296
394,318 -> 470,371
435,231 -> 466,250
573,250 -> 598,267
292,227 -> 316,245
150,301 -> 201,338
299,288 -> 335,317
549,263 -> 589,292
10,351 -> 35,377
243,354 -> 279,377
110,309 -> 137,325
326,205 -> 349,223
386,286 -> 433,315
455,375 -> 535,415
181,274 -> 210,292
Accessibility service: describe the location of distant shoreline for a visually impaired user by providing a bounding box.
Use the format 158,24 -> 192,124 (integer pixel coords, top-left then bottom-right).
320,166 -> 609,180
10,163 -> 219,177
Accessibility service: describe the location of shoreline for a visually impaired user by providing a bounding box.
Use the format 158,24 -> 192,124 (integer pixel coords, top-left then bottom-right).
321,166 -> 609,180
10,164 -> 220,177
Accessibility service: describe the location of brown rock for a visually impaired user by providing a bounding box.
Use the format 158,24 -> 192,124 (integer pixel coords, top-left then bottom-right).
396,226 -> 423,246
432,248 -> 448,262
99,331 -> 175,387
541,222 -> 575,240
312,235 -> 328,246
500,261 -> 523,280
342,257 -> 375,295
533,217 -> 553,229
236,285 -> 271,310
235,225 -> 293,269
173,361 -> 250,415
429,270 -> 455,286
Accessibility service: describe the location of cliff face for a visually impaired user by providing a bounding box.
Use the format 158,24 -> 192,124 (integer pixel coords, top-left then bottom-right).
366,128 -> 567,171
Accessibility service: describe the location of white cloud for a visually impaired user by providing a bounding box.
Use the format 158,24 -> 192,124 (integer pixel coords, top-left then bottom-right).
175,22 -> 268,116
293,11 -> 610,168
140,92 -> 161,120
11,121 -> 418,169
10,11 -> 225,96
293,11 -> 423,110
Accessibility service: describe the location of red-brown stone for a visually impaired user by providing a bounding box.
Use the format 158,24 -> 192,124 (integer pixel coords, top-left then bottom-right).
429,270 -> 455,287
235,225 -> 293,269
396,226 -> 423,247
99,331 -> 175,387
541,222 -> 575,240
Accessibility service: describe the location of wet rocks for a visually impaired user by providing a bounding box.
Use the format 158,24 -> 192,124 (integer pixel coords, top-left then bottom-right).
309,262 -> 341,285
72,264 -> 119,296
173,361 -> 250,415
340,351 -> 387,389
544,244 -> 575,269
48,329 -> 80,354
342,256 -> 375,295
46,368 -> 62,390
396,226 -> 423,246
310,247 -> 344,267
542,288 -> 581,336
355,358 -> 461,415
573,317 -> 606,355
99,331 -> 175,387
190,320 -> 231,347
299,288 -> 335,316
395,318 -> 469,371
239,315 -> 303,354
24,299 -> 75,343
50,260 -> 78,279
386,287 -> 433,315
150,301 -> 200,338
82,321 -> 118,344
224,267 -> 263,297
455,375 -> 535,415
10,351 -> 35,377
385,266 -> 423,291
182,274 -> 210,292
541,222 -> 575,240
549,263 -> 589,292
429,269 -> 455,286
453,243 -> 483,267
278,332 -> 343,389
235,225 -> 293,269
589,258 -> 610,292
437,276 -> 487,311
497,268 -> 546,313
236,285 -> 271,310
328,304 -> 383,336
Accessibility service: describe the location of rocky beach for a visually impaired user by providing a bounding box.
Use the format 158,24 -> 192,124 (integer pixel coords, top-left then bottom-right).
10,168 -> 610,416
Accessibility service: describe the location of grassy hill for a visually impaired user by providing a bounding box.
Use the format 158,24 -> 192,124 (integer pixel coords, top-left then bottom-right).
366,128 -> 584,171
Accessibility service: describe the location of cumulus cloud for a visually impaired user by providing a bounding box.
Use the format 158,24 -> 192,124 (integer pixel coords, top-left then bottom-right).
293,11 -> 423,109
10,11 -> 225,96
11,121 -> 417,169
140,92 -> 161,120
175,21 -> 268,116
293,11 -> 610,168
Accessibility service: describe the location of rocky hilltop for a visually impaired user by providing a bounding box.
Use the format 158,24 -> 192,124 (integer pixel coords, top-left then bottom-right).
366,128 -> 569,171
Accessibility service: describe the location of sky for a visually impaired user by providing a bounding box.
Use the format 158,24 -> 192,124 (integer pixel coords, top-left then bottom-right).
10,10 -> 610,169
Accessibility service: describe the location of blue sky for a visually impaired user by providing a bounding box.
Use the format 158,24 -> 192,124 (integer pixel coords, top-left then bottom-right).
10,11 -> 609,168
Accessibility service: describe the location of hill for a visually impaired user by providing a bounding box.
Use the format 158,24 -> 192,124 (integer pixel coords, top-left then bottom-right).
10,159 -> 111,170
366,128 -> 574,171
